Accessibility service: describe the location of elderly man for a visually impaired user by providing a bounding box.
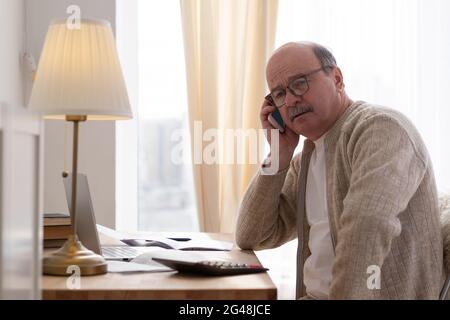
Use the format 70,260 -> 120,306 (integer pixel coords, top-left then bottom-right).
236,41 -> 445,299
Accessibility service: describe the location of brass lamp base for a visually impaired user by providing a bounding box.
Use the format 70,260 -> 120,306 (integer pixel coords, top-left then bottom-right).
43,235 -> 107,276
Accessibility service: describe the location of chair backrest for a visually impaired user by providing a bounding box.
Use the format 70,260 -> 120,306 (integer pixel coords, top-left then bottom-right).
438,194 -> 450,299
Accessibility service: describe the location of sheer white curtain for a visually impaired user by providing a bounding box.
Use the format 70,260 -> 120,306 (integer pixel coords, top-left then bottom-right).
180,0 -> 278,232
277,0 -> 450,192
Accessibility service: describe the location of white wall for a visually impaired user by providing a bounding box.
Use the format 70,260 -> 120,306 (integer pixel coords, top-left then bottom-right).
26,0 -> 118,228
0,0 -> 42,299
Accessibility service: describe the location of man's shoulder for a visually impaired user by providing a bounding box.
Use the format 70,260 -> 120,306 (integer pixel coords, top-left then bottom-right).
341,101 -> 428,160
344,102 -> 413,131
343,102 -> 422,141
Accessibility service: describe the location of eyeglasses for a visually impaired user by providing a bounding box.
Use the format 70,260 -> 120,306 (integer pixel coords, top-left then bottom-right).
266,66 -> 333,108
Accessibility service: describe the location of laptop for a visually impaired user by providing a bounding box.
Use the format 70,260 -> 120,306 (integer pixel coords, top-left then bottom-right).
63,173 -> 150,261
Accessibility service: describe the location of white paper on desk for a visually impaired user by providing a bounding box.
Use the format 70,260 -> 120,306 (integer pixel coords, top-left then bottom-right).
123,235 -> 234,251
97,224 -> 233,251
170,238 -> 233,251
97,224 -> 130,240
107,260 -> 172,273
131,250 -> 230,265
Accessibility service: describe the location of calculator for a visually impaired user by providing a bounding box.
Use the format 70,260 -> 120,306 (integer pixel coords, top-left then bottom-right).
152,257 -> 269,276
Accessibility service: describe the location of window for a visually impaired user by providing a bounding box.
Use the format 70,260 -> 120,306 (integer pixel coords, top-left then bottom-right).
137,1 -> 198,231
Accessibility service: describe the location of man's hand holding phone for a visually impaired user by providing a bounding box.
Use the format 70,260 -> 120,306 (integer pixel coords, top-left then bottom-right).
260,95 -> 300,171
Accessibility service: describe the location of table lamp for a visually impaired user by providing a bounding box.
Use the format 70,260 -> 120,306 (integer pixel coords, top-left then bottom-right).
28,18 -> 132,275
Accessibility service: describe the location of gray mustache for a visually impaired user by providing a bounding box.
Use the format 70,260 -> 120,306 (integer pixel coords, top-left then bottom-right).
289,104 -> 313,121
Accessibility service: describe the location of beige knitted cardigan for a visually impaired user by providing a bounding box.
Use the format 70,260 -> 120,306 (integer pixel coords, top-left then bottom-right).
236,101 -> 445,299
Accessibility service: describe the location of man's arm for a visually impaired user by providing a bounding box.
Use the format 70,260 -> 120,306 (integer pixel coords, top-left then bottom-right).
235,153 -> 302,250
329,115 -> 428,299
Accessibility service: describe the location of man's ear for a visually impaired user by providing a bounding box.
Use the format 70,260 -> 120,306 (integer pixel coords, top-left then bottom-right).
333,67 -> 345,92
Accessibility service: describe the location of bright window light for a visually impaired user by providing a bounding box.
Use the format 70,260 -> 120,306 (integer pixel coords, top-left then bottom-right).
137,0 -> 198,231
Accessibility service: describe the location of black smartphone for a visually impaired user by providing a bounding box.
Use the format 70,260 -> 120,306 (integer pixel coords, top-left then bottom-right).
265,94 -> 285,133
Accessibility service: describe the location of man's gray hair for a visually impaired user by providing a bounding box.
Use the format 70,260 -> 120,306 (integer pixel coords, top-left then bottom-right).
311,43 -> 337,72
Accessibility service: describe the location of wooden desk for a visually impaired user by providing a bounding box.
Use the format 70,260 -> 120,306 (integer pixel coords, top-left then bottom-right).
42,232 -> 277,300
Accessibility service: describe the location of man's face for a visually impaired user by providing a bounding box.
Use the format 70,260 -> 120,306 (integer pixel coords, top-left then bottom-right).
266,45 -> 343,140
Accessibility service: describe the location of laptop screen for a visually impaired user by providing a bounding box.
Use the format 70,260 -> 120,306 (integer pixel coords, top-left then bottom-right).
63,173 -> 102,255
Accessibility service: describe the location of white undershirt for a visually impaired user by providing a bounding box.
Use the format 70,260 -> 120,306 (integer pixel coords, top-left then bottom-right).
303,135 -> 335,299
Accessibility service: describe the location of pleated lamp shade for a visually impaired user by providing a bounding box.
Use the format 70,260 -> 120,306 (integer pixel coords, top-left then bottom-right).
28,18 -> 132,120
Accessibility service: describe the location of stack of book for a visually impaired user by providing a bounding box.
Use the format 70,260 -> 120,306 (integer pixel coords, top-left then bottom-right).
43,213 -> 71,248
